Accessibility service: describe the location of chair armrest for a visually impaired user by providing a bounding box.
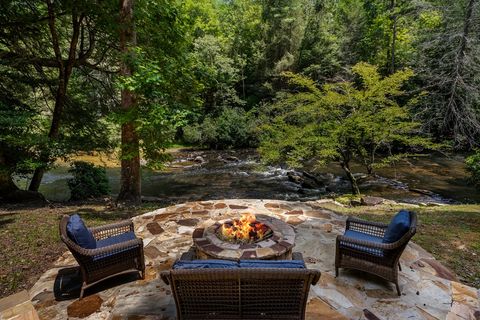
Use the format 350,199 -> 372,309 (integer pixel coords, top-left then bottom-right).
311,270 -> 321,285
90,220 -> 134,241
75,238 -> 143,257
160,271 -> 170,285
292,252 -> 304,261
346,216 -> 388,238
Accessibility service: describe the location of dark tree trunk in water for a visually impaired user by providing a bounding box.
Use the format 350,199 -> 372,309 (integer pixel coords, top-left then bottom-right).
117,0 -> 141,204
340,161 -> 360,195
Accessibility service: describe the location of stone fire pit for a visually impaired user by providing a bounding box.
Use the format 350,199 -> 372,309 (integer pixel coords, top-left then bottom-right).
193,214 -> 295,260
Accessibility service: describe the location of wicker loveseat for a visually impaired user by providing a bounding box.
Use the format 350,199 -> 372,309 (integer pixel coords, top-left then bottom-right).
335,210 -> 417,295
59,215 -> 145,298
161,251 -> 320,320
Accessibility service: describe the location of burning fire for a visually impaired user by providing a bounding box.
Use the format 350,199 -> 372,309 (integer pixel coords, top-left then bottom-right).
219,213 -> 271,243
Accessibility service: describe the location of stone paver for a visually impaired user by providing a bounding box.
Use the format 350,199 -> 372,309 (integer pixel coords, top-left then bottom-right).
0,290 -> 39,320
24,199 -> 479,319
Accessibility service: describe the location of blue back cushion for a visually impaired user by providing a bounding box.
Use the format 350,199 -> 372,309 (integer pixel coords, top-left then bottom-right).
383,210 -> 411,243
66,214 -> 96,249
239,260 -> 305,269
173,260 -> 239,269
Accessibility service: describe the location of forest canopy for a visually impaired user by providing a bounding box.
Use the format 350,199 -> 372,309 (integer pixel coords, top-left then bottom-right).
1,0 -> 480,200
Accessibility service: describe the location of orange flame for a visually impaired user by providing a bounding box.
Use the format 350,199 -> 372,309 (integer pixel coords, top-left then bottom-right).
220,213 -> 270,243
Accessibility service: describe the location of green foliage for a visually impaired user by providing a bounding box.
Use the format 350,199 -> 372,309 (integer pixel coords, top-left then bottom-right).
67,161 -> 110,200
183,108 -> 257,149
0,87 -> 45,180
259,62 -> 438,193
192,35 -> 244,111
466,151 -> 480,188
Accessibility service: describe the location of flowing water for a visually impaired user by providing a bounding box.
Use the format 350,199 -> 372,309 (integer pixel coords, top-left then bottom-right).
17,149 -> 480,204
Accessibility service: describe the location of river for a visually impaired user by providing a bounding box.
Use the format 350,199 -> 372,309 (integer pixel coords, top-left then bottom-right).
16,149 -> 480,204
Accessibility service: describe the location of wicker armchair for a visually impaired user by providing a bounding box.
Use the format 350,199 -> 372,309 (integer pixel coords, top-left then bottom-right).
335,212 -> 417,295
161,251 -> 321,320
59,215 -> 145,298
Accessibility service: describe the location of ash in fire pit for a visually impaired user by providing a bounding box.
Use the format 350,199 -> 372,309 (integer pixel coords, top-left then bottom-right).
218,213 -> 272,243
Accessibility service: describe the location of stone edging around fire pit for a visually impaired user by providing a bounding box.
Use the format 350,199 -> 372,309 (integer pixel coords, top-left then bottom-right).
193,214 -> 295,260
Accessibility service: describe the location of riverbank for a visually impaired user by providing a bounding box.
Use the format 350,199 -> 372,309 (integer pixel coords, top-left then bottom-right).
15,149 -> 480,204
1,199 -> 478,298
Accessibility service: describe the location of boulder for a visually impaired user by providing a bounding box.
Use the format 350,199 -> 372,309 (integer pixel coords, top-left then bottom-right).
193,156 -> 205,163
360,196 -> 385,206
287,171 -> 303,184
287,171 -> 323,189
219,155 -> 240,163
350,199 -> 362,207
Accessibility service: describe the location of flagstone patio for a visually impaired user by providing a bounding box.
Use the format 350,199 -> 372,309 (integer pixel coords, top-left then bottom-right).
26,199 -> 479,320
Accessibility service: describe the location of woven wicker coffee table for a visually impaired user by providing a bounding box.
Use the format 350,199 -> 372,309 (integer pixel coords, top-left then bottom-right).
192,214 -> 295,260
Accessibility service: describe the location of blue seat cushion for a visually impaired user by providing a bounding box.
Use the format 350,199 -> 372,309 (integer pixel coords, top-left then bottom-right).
66,214 -> 96,249
94,231 -> 137,261
383,210 -> 411,243
173,260 -> 239,269
96,231 -> 137,248
342,230 -> 384,257
239,260 -> 306,269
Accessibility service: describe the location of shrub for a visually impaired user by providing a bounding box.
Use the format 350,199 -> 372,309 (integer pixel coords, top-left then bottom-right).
67,161 -> 110,200
466,151 -> 480,188
183,108 -> 258,149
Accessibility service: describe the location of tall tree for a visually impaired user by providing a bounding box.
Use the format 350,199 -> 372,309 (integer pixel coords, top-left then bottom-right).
297,0 -> 341,80
418,0 -> 480,147
0,0 -> 117,193
117,0 -> 141,204
260,0 -> 307,76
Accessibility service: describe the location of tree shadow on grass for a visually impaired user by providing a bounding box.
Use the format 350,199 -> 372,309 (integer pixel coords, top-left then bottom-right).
0,217 -> 15,229
54,266 -> 141,301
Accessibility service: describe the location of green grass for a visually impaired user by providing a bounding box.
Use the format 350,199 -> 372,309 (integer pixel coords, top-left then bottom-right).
321,202 -> 480,288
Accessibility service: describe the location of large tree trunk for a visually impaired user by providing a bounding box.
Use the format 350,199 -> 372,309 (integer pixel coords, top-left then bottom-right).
117,0 -> 141,204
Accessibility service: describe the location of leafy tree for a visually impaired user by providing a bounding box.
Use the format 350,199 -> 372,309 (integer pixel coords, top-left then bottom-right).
0,0 -> 118,193
0,93 -> 42,194
67,161 -> 110,200
259,63 -> 436,194
183,107 -> 257,149
192,35 -> 244,112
